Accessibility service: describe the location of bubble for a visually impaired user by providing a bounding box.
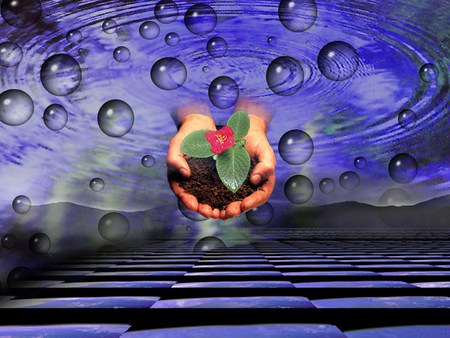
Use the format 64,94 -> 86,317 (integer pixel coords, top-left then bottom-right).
40,54 -> 82,96
378,188 -> 412,207
266,56 -> 304,96
165,32 -> 180,46
113,46 -> 130,62
317,41 -> 359,81
90,178 -> 105,192
1,0 -> 42,28
278,0 -> 317,32
267,36 -> 277,46
419,63 -> 439,83
378,188 -> 413,226
208,76 -> 239,109
97,99 -> 134,137
154,0 -> 178,24
7,267 -> 35,288
284,175 -> 314,204
398,109 -> 417,129
354,156 -> 367,169
66,29 -> 82,44
43,104 -> 68,131
178,199 -> 207,221
98,212 -> 130,241
339,171 -> 360,190
150,57 -> 187,90
185,225 -> 192,232
0,89 -> 34,126
12,195 -> 31,214
202,66 -> 210,73
193,236 -> 226,252
207,37 -> 227,58
141,155 -> 155,168
29,233 -> 51,255
246,202 -> 274,225
319,178 -> 335,194
1,234 -> 17,249
139,21 -> 160,40
184,4 -> 217,36
388,153 -> 418,184
0,42 -> 23,67
102,19 -> 117,34
278,130 -> 314,165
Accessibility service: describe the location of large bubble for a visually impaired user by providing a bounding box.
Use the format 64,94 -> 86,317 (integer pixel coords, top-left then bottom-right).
98,212 -> 130,242
278,0 -> 317,32
266,56 -> 304,96
0,42 -> 23,67
43,104 -> 68,131
7,267 -> 35,288
246,202 -> 274,226
1,234 -> 18,249
154,0 -> 178,24
284,175 -> 314,204
29,233 -> 51,255
318,41 -> 359,81
178,199 -> 207,221
0,89 -> 34,126
207,37 -> 228,58
193,236 -> 226,252
319,178 -> 335,194
139,21 -> 160,40
388,153 -> 418,184
378,188 -> 412,207
419,63 -> 439,83
1,0 -> 42,28
97,99 -> 134,137
339,171 -> 360,190
40,54 -> 82,96
208,76 -> 239,109
278,130 -> 313,165
184,4 -> 217,36
151,57 -> 187,90
12,195 -> 31,214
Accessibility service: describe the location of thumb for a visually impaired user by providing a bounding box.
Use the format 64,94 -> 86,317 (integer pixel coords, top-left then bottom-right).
167,137 -> 191,178
250,162 -> 274,185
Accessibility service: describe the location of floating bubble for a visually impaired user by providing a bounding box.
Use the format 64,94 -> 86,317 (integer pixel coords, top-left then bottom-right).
78,48 -> 87,56
12,195 -> 31,214
419,63 -> 439,83
184,4 -> 217,36
278,129 -> 314,165
266,56 -> 304,96
29,233 -> 51,255
97,99 -> 134,137
267,36 -> 277,46
102,19 -> 117,34
185,225 -> 192,232
150,57 -> 187,90
208,76 -> 239,109
66,29 -> 82,44
0,42 -> 23,67
139,21 -> 160,40
7,267 -> 35,288
398,109 -> 417,129
339,171 -> 360,190
388,153 -> 418,184
354,156 -> 367,169
0,89 -> 34,126
284,175 -> 314,204
278,0 -> 317,32
98,212 -> 130,241
113,46 -> 130,62
317,41 -> 359,81
207,37 -> 227,58
165,32 -> 180,46
43,104 -> 68,131
193,236 -> 226,252
378,188 -> 413,226
154,0 -> 178,24
1,234 -> 17,249
378,188 -> 412,207
178,199 -> 207,221
319,178 -> 335,194
202,66 -> 210,73
90,178 -> 105,192
1,0 -> 42,28
40,54 -> 82,96
141,155 -> 155,168
246,202 -> 274,226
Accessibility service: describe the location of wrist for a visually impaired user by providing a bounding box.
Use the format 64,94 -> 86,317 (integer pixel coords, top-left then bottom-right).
248,114 -> 268,133
179,114 -> 216,130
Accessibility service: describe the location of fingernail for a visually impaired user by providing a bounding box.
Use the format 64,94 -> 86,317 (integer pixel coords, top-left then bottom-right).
180,168 -> 188,177
252,174 -> 261,185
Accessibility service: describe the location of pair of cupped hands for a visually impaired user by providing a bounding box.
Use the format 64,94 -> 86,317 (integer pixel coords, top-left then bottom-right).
167,100 -> 276,220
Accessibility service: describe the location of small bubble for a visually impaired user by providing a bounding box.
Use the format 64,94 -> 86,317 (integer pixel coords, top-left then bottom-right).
318,41 -> 359,81
150,57 -> 187,90
193,236 -> 226,252
278,0 -> 317,32
202,66 -> 210,73
66,29 -> 82,44
378,188 -> 412,207
184,4 -> 217,36
1,0 -> 42,28
90,178 -> 105,192
419,63 -> 439,83
0,41 -> 23,67
208,76 -> 239,109
97,99 -> 134,137
154,0 -> 179,24
319,178 -> 335,194
398,109 -> 417,129
113,46 -> 130,62
141,155 -> 155,168
0,89 -> 34,126
40,54 -> 82,96
29,233 -> 51,255
185,225 -> 192,232
139,21 -> 160,40
7,267 -> 35,288
165,32 -> 180,46
246,202 -> 274,225
98,212 -> 130,241
339,171 -> 360,190
284,175 -> 314,204
266,56 -> 304,96
354,156 -> 367,169
267,36 -> 277,45
103,19 -> 117,34
278,130 -> 314,165
12,195 -> 31,214
207,37 -> 227,57
43,104 -> 68,131
178,199 -> 207,221
1,234 -> 17,249
388,153 -> 418,184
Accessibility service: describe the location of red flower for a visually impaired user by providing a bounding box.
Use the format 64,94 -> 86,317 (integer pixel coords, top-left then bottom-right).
205,126 -> 235,154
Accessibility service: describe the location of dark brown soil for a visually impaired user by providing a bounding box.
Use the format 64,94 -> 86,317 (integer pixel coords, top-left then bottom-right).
177,157 -> 261,210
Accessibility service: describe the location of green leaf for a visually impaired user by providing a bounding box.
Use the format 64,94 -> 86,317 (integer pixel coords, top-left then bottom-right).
227,110 -> 250,140
216,145 -> 251,193
181,130 -> 214,158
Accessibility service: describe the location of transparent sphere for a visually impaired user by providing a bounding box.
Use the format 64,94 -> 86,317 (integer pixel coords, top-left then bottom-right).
141,155 -> 155,168
278,129 -> 314,165
339,171 -> 360,190
378,188 -> 412,207
1,0 -> 42,28
98,212 -> 130,242
12,195 -> 31,214
113,46 -> 130,62
267,36 -> 277,46
154,0 -> 178,24
66,29 -> 82,44
43,104 -> 68,131
139,21 -> 160,40
40,54 -> 82,96
178,199 -> 207,221
0,89 -> 34,126
378,188 -> 413,226
0,42 -> 23,67
398,109 -> 417,129
1,234 -> 17,249
184,4 -> 217,36
319,178 -> 335,194
90,178 -> 105,192
284,175 -> 314,204
208,76 -> 239,109
278,0 -> 317,32
388,153 -> 418,184
29,233 -> 51,255
246,202 -> 274,225
165,32 -> 180,46
97,99 -> 134,137
150,57 -> 187,90
202,66 -> 210,73
193,236 -> 226,252
266,56 -> 304,96
317,41 -> 359,81
419,63 -> 439,83
102,19 -> 117,34
7,267 -> 35,288
354,156 -> 367,169
207,37 -> 227,57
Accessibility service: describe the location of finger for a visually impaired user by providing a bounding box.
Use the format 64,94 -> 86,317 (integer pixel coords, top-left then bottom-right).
241,174 -> 276,212
220,209 -> 227,220
225,201 -> 243,219
198,203 -> 213,218
250,161 -> 275,186
180,192 -> 199,212
212,208 -> 220,219
167,137 -> 190,178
